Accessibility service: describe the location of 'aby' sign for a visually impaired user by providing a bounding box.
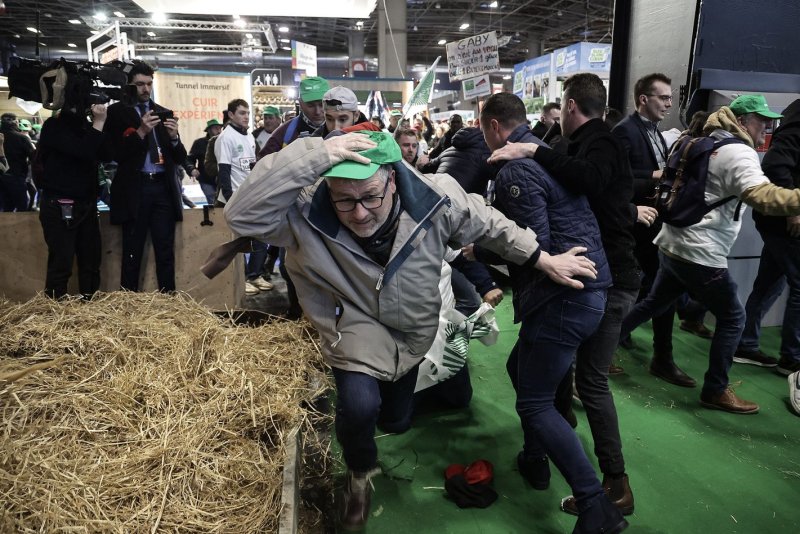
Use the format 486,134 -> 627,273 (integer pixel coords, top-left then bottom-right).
446,31 -> 499,82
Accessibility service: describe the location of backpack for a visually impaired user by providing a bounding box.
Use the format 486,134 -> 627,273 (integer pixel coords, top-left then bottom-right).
655,136 -> 744,228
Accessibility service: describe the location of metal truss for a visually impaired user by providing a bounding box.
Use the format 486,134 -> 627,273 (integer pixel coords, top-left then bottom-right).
82,17 -> 277,53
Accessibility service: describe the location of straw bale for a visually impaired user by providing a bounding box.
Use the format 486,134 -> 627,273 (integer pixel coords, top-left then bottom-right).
0,292 -> 328,533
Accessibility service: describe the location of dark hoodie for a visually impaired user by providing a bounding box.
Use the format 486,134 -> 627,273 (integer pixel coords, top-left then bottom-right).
419,127 -> 495,195
755,98 -> 800,238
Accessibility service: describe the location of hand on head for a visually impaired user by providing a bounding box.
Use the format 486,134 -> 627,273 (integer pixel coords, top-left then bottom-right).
324,132 -> 376,166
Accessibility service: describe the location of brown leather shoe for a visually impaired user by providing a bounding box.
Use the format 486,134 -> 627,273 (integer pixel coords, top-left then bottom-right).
560,474 -> 634,516
649,357 -> 697,388
700,388 -> 759,414
680,320 -> 714,339
339,470 -> 375,531
608,363 -> 625,375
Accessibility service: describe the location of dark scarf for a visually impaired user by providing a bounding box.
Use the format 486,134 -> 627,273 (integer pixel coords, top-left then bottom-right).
352,193 -> 403,266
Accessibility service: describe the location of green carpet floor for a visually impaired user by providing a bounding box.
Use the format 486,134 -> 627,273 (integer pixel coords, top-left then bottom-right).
336,296 -> 800,533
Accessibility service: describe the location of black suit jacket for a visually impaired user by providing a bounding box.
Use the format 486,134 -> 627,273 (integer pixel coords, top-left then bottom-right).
104,101 -> 187,225
612,113 -> 667,205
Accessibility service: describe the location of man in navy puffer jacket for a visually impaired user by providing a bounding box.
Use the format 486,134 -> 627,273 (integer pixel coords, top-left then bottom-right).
474,92 -> 626,534
419,126 -> 494,195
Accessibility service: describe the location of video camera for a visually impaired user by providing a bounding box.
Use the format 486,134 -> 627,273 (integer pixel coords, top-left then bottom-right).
7,57 -> 136,112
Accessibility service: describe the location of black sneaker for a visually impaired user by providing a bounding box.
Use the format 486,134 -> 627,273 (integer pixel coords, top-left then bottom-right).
733,349 -> 778,367
777,357 -> 800,376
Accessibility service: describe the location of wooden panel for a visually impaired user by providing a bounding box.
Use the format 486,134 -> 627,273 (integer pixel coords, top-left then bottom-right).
0,207 -> 243,310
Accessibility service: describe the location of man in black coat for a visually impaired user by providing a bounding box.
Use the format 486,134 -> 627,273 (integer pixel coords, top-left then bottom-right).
418,126 -> 494,195
735,98 -> 800,375
612,73 -> 703,385
489,73 -> 642,518
103,60 -> 187,292
531,102 -> 561,140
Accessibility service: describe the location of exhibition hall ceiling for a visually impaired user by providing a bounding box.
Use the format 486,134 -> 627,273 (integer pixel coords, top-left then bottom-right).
0,1 -> 614,69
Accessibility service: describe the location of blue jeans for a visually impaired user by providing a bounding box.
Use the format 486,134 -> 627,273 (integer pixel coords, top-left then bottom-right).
619,251 -> 745,396
507,289 -> 606,507
332,364 -> 419,472
739,234 -> 800,363
245,240 -> 269,280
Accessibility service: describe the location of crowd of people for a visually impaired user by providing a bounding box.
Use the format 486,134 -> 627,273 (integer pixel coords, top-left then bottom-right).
2,60 -> 800,533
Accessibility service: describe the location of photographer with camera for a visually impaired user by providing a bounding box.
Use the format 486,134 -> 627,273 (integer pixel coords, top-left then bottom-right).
37,103 -> 112,299
103,60 -> 187,293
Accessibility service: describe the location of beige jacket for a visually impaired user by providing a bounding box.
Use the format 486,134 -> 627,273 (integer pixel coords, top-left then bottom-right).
224,137 -> 539,381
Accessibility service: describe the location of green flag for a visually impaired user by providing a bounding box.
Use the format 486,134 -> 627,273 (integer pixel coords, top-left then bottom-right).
402,56 -> 440,118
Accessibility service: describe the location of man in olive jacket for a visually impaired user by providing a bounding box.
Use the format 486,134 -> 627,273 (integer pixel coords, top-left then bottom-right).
220,131 -> 597,531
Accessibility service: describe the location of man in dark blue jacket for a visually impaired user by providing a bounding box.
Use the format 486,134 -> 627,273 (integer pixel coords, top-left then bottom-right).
477,92 -> 626,534
489,74 -> 641,519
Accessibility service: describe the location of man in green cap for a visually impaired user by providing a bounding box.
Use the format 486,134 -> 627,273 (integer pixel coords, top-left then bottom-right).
186,118 -> 223,204
258,76 -> 329,158
619,93 -> 800,415
252,106 -> 282,153
219,129 -> 599,530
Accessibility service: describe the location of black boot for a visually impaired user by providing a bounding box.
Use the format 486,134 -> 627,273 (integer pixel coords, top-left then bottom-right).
572,493 -> 629,534
649,350 -> 696,388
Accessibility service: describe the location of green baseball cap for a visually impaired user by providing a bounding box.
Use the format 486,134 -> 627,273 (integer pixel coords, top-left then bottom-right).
204,118 -> 222,131
390,110 -> 403,117
299,76 -> 330,103
729,94 -> 783,119
263,106 -> 281,116
32,123 -> 42,132
321,131 -> 402,180
18,118 -> 32,131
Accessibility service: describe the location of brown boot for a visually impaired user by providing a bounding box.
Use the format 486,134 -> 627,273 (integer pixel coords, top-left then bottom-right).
339,469 -> 375,531
700,387 -> 759,414
602,474 -> 634,515
560,474 -> 634,516
649,350 -> 696,388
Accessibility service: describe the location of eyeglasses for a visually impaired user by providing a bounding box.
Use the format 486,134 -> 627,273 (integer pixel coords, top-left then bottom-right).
646,94 -> 673,103
330,180 -> 391,212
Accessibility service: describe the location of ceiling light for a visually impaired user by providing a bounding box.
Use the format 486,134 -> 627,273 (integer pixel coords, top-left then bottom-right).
502,74 -> 511,79
13,34 -> 21,38
113,11 -> 125,18
279,26 -> 289,33
413,25 -> 418,31
281,46 -> 291,51
356,21 -> 364,26
232,14 -> 240,19
60,49 -> 76,54
193,47 -> 205,51
68,19 -> 81,24
147,31 -> 156,37
245,33 -> 253,39
67,43 -> 77,48
459,23 -> 470,30
280,38 -> 290,43
39,42 -> 47,47
489,1 -> 498,7
162,52 -> 177,56
234,19 -> 247,28
94,12 -> 107,21
151,12 -> 167,24
148,46 -> 157,50
438,39 -> 446,45
26,27 -> 40,33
